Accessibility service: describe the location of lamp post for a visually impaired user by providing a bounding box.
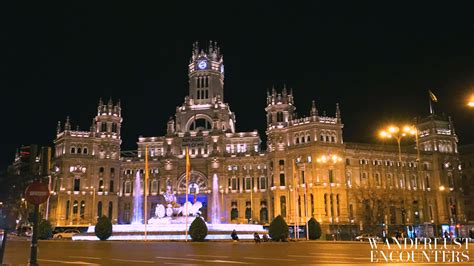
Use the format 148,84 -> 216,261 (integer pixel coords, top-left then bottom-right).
467,94 -> 474,108
316,154 -> 342,240
379,125 -> 417,162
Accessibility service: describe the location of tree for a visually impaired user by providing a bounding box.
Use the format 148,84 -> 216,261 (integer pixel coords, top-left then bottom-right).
37,219 -> 53,240
308,218 -> 321,240
189,217 -> 208,241
268,215 -> 289,241
94,216 -> 112,240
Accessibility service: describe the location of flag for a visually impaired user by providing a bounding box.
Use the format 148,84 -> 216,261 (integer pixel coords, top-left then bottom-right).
186,146 -> 190,184
429,90 -> 438,102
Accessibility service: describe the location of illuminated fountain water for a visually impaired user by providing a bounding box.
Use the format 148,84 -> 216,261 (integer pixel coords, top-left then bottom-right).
131,171 -> 143,225
210,174 -> 221,224
74,173 -> 266,241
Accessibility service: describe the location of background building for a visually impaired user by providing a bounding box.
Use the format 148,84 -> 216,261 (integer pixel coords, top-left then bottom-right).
47,42 -> 466,238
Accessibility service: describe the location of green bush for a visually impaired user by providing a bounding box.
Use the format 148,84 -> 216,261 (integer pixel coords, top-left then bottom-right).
94,216 -> 112,240
268,215 -> 289,241
189,217 -> 208,241
308,218 -> 321,240
37,219 -> 53,240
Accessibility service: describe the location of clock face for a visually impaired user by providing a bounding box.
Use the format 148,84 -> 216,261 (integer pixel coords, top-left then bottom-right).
197,60 -> 207,70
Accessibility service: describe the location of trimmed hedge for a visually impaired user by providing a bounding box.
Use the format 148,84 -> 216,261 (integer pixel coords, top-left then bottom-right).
95,216 -> 112,240
189,217 -> 208,241
308,218 -> 321,240
268,215 -> 289,241
37,219 -> 53,240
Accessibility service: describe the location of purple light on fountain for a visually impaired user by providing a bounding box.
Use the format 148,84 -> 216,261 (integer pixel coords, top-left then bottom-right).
132,171 -> 143,224
210,174 -> 221,224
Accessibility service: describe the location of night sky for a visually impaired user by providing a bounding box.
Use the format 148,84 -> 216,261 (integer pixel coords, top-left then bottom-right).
1,2 -> 474,171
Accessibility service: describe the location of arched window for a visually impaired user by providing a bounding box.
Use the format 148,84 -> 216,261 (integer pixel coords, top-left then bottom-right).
231,201 -> 238,220
70,147 -> 76,154
66,200 -> 70,220
320,135 -> 325,141
331,136 -> 336,143
280,196 -> 286,217
295,135 -> 299,144
97,201 -> 103,218
74,178 -> 80,191
279,173 -> 285,186
324,194 -> 328,216
125,181 -> 131,194
306,135 -> 311,143
80,201 -> 85,218
77,147 -> 82,154
99,179 -> 104,192
73,200 -> 78,215
83,147 -> 88,154
260,207 -> 268,224
151,180 -> 158,194
108,202 -> 113,219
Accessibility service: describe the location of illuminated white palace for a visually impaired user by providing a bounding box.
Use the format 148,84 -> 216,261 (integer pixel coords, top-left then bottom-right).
47,42 -> 465,238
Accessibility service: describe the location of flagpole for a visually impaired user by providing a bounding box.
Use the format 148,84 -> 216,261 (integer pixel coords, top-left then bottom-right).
185,147 -> 190,242
144,145 -> 149,241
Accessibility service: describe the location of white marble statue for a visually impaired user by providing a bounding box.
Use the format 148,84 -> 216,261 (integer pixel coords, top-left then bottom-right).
155,204 -> 165,218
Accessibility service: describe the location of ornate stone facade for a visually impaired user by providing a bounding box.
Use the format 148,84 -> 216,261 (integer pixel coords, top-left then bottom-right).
47,42 -> 465,237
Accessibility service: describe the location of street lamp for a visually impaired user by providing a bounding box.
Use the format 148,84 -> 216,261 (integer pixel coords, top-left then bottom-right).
316,154 -> 342,240
468,94 -> 474,108
379,125 -> 418,162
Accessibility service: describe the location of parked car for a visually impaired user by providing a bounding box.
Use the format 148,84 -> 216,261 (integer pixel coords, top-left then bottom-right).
355,234 -> 381,242
53,229 -> 80,239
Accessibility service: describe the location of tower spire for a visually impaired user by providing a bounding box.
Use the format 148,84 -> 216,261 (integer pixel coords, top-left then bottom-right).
310,100 -> 318,118
56,121 -> 61,134
65,116 -> 71,131
336,103 -> 341,123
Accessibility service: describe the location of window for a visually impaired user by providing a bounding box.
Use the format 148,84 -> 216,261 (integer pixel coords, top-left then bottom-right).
231,202 -> 238,220
73,200 -> 78,215
310,194 -> 314,217
336,194 -> 340,216
324,194 -> 328,216
77,147 -> 82,154
98,179 -> 104,192
259,176 -> 267,189
328,169 -> 334,183
320,135 -> 325,141
125,181 -> 131,194
66,200 -> 70,220
307,135 -> 311,142
425,175 -> 430,189
83,148 -> 88,154
331,136 -> 336,143
97,201 -> 102,218
110,168 -> 115,178
345,159 -> 350,166
108,202 -> 113,219
80,201 -> 85,219
109,180 -> 114,193
71,147 -> 76,154
231,176 -> 237,191
280,196 -> 286,217
101,123 -> 107,132
349,203 -> 353,219
375,173 -> 381,186
74,178 -> 80,191
245,176 -> 252,190
277,112 -> 283,122
279,173 -> 285,186
151,180 -> 158,194
279,160 -> 284,170
112,123 -> 117,133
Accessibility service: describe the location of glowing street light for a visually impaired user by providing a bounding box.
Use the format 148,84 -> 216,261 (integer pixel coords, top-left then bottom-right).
378,125 -> 418,162
468,94 -> 474,108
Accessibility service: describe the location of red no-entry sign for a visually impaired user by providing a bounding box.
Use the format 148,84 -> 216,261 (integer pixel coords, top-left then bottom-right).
24,181 -> 50,205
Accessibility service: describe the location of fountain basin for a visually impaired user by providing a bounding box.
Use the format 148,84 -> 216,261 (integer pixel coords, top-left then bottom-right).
72,223 -> 267,241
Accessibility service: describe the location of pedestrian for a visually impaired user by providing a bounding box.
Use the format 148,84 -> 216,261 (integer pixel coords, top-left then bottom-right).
443,230 -> 449,239
254,232 -> 261,243
231,229 -> 239,241
262,233 -> 269,242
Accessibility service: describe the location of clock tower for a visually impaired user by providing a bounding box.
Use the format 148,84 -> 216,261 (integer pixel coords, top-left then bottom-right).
188,41 -> 224,105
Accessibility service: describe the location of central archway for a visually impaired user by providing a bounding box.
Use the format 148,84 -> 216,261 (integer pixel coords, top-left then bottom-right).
177,170 -> 209,194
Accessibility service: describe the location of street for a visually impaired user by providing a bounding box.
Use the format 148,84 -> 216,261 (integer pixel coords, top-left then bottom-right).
3,239 -> 474,265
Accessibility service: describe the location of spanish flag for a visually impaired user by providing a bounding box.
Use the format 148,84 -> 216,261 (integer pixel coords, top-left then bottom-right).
429,90 -> 438,102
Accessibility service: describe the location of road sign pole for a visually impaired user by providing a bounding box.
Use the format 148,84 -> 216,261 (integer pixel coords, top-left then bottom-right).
29,204 -> 39,266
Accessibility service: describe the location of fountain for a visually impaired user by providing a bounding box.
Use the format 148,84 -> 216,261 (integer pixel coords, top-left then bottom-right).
73,173 -> 267,241
131,171 -> 142,225
210,174 -> 220,224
